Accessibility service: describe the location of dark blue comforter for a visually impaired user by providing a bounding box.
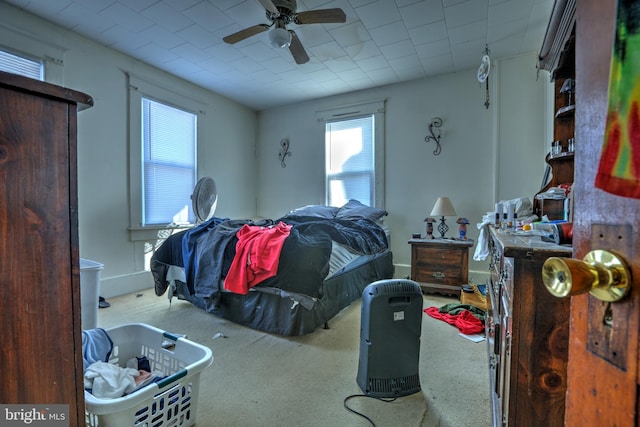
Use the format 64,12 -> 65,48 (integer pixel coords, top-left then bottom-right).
150,214 -> 389,311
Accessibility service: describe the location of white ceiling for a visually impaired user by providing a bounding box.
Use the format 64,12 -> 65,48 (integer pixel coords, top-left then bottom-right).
5,0 -> 554,110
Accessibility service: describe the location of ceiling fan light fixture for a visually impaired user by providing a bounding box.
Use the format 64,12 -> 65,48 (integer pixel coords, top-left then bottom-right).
269,27 -> 291,48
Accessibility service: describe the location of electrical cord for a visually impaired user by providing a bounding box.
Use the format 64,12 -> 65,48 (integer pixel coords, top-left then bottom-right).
343,394 -> 398,426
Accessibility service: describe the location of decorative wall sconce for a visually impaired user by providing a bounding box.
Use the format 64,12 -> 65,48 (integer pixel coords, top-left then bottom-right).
278,138 -> 291,168
424,117 -> 443,155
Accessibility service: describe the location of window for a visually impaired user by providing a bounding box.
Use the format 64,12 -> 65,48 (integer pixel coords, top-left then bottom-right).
0,27 -> 65,85
325,115 -> 375,206
318,100 -> 385,208
0,49 -> 43,80
128,74 -> 205,239
142,98 -> 197,225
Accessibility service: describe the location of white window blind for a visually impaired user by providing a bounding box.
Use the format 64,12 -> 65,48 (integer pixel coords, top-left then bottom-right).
325,115 -> 375,207
0,49 -> 43,80
142,98 -> 196,225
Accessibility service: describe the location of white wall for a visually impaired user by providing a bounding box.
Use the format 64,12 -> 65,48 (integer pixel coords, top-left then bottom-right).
496,55 -> 553,201
1,4 -> 258,297
257,54 -> 552,281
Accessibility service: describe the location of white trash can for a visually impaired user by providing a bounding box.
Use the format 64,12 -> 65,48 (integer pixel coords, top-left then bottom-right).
80,258 -> 104,330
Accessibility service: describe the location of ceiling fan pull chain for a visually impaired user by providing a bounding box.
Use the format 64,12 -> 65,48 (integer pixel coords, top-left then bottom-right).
485,80 -> 490,109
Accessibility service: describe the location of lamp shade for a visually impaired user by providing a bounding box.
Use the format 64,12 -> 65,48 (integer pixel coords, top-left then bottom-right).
269,27 -> 292,48
430,197 -> 457,217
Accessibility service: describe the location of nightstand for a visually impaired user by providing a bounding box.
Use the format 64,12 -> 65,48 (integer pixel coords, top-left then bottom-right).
408,238 -> 473,296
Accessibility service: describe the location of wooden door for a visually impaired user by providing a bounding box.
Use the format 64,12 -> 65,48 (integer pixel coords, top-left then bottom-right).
565,0 -> 640,424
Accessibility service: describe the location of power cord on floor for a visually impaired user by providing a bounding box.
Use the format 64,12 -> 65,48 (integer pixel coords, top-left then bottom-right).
343,394 -> 398,426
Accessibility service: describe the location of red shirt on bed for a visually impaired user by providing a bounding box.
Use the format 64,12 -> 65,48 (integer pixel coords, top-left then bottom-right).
224,222 -> 292,294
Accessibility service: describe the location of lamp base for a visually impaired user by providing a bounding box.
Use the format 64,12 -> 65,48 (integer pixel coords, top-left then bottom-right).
437,216 -> 449,238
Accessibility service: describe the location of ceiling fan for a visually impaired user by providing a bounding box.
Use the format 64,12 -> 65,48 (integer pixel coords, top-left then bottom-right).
222,0 -> 347,64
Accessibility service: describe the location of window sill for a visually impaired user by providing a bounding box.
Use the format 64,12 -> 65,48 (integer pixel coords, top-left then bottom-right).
128,224 -> 192,242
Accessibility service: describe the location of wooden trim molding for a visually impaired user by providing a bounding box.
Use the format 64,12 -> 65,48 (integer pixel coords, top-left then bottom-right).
538,0 -> 576,79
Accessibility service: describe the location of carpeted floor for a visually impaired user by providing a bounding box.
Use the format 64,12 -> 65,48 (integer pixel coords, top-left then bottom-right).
97,289 -> 491,426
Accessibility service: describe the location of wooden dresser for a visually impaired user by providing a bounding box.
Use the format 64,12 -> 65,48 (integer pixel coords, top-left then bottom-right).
486,227 -> 571,427
0,71 -> 93,425
408,238 -> 473,296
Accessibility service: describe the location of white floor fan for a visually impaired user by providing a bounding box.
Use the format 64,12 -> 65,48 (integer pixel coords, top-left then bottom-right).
190,176 -> 218,224
158,177 -> 218,302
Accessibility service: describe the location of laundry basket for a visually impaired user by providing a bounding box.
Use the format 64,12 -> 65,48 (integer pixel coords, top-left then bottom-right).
84,323 -> 213,427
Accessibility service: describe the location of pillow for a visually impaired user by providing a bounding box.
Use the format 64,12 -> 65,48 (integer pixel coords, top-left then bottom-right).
284,204 -> 338,219
336,199 -> 388,221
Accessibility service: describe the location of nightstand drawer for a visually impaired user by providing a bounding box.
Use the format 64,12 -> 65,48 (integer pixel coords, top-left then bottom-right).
413,265 -> 464,286
414,247 -> 465,266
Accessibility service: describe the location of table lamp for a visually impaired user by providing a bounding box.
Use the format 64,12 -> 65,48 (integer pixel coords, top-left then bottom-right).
430,197 -> 457,238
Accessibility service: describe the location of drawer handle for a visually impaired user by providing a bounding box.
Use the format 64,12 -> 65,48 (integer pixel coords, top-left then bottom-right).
432,271 -> 446,279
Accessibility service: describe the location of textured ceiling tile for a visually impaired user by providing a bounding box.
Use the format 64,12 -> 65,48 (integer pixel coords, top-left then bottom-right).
415,38 -> 452,60
100,25 -> 149,50
224,0 -> 268,27
59,2 -> 115,33
400,0 -> 444,28
355,1 -> 403,29
420,51 -> 455,74
447,19 -> 487,45
408,20 -> 447,45
307,40 -> 348,62
138,24 -> 186,50
378,39 -> 416,61
175,25 -> 220,50
443,0 -> 488,29
98,2 -> 153,32
329,21 -> 371,47
355,54 -> 391,71
182,1 -> 234,31
324,57 -> 359,73
141,2 -> 193,33
368,20 -> 410,46
343,40 -> 382,60
134,42 -> 180,63
3,0 -> 556,110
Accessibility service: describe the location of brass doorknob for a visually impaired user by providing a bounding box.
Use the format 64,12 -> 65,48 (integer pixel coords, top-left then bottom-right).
542,250 -> 631,302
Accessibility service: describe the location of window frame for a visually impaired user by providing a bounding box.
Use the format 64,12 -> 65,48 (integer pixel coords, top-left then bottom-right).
317,100 -> 385,209
127,73 -> 205,241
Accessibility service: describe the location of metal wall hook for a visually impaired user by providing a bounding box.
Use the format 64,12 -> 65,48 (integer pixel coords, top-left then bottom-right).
278,138 -> 292,168
424,117 -> 443,155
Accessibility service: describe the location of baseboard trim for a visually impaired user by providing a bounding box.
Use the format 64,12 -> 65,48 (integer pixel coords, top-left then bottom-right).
99,271 -> 153,298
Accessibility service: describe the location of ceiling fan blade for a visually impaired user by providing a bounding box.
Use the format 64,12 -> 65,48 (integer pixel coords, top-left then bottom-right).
295,8 -> 346,24
288,31 -> 309,64
257,0 -> 280,15
223,24 -> 270,44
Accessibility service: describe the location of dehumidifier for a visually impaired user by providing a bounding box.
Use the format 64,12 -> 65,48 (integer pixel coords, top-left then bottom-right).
356,279 -> 423,398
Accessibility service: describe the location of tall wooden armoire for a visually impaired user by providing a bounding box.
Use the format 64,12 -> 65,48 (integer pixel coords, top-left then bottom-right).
0,70 -> 93,426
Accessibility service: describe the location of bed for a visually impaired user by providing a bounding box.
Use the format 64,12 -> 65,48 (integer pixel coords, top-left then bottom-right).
150,200 -> 395,336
